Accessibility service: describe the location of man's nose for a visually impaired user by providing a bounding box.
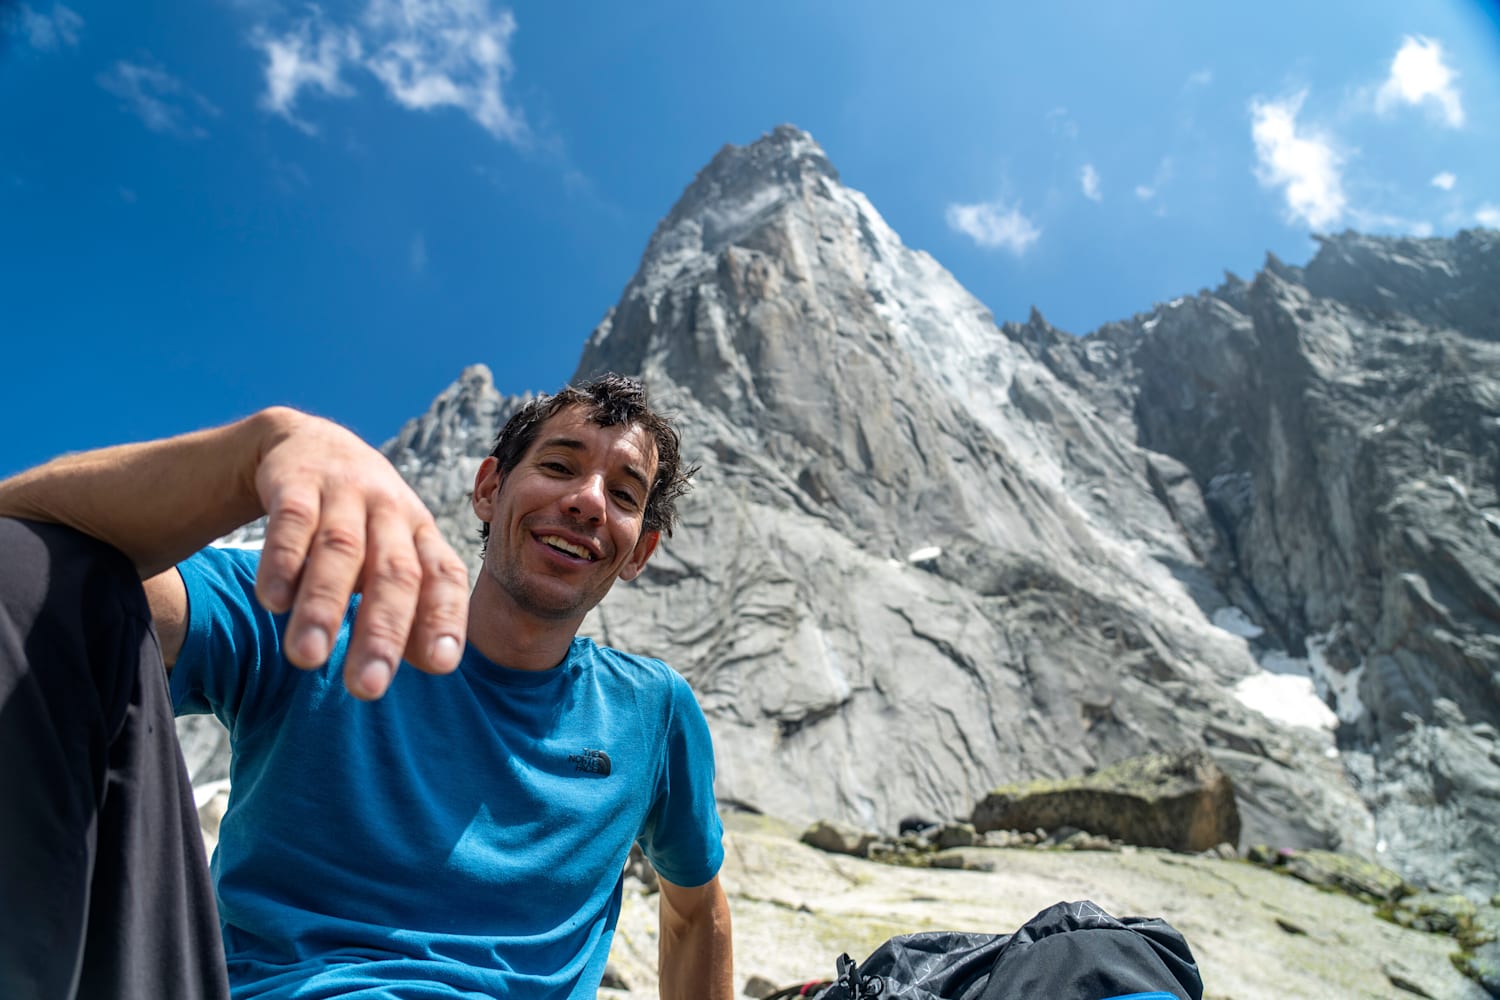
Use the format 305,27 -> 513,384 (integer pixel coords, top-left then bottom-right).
566,475 -> 606,522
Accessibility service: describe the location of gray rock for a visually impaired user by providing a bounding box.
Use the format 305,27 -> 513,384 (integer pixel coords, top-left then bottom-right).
1037,228 -> 1500,897
1390,891 -> 1476,934
1260,848 -> 1412,903
935,822 -> 978,850
741,974 -> 781,998
981,829 -> 1022,848
799,819 -> 877,858
972,750 -> 1240,853
929,849 -> 995,872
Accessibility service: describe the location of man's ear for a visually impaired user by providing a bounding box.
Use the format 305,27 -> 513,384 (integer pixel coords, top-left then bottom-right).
618,530 -> 660,582
472,456 -> 502,521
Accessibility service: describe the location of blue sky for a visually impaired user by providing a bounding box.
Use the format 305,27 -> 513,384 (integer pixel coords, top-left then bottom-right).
3,0 -> 1498,477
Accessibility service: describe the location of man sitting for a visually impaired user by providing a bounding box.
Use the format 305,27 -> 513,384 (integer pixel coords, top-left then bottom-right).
0,373 -> 732,1000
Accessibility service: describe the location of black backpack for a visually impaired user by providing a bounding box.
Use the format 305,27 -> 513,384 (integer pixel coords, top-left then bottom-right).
806,900 -> 1203,1000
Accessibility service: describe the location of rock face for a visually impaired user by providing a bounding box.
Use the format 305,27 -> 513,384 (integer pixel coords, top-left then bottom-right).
563,126 -> 1375,873
1017,228 -> 1500,896
972,751 -> 1240,854
182,126 -> 1499,901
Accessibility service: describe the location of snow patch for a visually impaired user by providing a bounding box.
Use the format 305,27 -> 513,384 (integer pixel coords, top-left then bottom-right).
1211,606 -> 1264,639
1141,314 -> 1160,332
1233,670 -> 1338,731
1234,632 -> 1363,732
907,545 -> 942,564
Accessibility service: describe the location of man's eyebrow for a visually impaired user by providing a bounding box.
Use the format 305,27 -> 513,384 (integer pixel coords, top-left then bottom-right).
537,437 -> 651,495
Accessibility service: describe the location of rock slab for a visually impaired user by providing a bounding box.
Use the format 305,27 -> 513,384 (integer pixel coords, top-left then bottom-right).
972,750 -> 1240,853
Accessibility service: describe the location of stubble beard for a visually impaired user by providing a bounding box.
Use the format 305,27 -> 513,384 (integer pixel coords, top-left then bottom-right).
485,545 -> 596,623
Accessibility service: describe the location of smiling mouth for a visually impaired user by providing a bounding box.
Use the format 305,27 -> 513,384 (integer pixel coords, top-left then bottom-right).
539,534 -> 597,561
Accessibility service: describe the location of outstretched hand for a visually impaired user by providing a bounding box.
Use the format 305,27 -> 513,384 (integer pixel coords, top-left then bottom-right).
251,408 -> 470,699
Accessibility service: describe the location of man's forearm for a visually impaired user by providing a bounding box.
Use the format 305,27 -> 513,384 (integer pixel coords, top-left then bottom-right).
0,406 -> 470,698
0,409 -> 287,577
658,876 -> 733,1000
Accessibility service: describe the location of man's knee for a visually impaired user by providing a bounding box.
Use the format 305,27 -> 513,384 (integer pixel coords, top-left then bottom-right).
0,517 -> 144,613
0,516 -> 157,750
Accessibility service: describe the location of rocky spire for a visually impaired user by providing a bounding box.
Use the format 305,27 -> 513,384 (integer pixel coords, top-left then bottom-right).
565,126 -> 1377,870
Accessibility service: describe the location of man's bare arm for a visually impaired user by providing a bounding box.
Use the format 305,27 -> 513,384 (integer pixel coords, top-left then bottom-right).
0,407 -> 469,697
143,569 -> 189,669
657,874 -> 732,1000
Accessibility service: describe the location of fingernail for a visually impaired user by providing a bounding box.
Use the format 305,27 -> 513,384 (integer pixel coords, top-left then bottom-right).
355,657 -> 394,699
296,626 -> 331,664
432,635 -> 462,671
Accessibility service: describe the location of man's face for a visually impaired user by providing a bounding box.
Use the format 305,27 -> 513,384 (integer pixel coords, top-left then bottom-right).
471,406 -> 660,625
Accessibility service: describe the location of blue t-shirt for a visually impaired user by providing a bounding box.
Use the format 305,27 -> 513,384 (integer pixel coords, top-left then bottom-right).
170,547 -> 724,1000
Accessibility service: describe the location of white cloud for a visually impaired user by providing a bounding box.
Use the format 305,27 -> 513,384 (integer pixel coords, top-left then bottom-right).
1411,222 -> 1434,238
1249,92 -> 1346,230
1376,35 -> 1464,128
252,12 -> 359,134
11,3 -> 82,50
251,0 -> 525,142
945,199 -> 1041,254
98,60 -> 221,138
1186,68 -> 1213,88
363,0 -> 523,140
1134,185 -> 1154,201
1431,171 -> 1456,191
1478,205 -> 1500,228
1080,164 -> 1101,202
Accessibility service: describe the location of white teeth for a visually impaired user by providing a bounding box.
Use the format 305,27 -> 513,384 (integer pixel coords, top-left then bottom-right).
541,535 -> 594,560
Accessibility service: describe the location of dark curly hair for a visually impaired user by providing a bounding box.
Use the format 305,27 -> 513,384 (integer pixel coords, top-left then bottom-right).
478,374 -> 696,552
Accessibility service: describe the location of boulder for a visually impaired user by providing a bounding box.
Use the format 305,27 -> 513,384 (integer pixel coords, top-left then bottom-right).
971,750 -> 1239,853
1270,848 -> 1411,903
1248,845 -> 1419,906
935,822 -> 978,850
800,819 -> 877,857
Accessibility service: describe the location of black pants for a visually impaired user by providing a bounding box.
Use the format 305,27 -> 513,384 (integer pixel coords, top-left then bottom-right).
0,519 -> 229,1000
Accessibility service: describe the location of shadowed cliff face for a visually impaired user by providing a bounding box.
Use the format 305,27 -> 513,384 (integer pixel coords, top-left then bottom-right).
1023,229 -> 1500,896
282,127 -> 1496,898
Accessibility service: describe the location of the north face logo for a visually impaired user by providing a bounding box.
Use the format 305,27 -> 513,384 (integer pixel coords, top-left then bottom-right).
569,749 -> 612,776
